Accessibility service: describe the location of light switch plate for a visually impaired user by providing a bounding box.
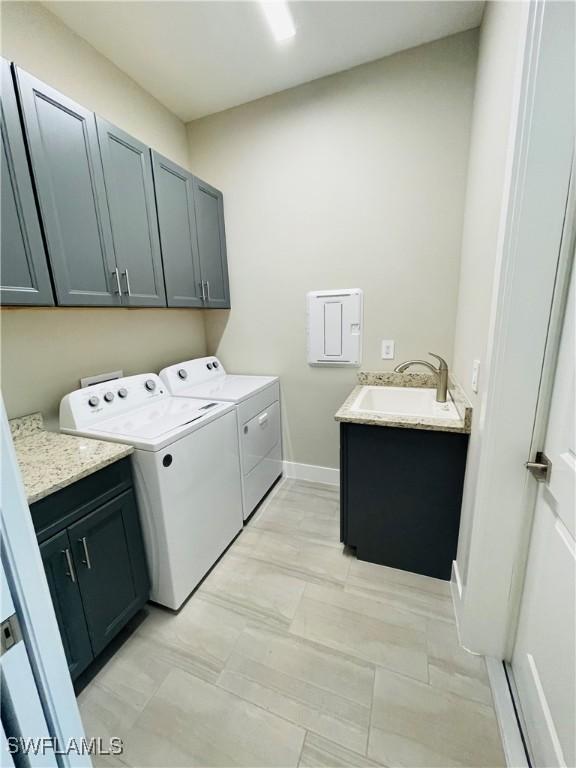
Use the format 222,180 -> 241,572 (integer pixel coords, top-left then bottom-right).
381,340 -> 395,360
472,359 -> 480,393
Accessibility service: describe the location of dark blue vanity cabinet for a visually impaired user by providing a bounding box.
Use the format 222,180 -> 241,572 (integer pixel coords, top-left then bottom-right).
340,423 -> 469,580
33,458 -> 149,680
40,529 -> 94,679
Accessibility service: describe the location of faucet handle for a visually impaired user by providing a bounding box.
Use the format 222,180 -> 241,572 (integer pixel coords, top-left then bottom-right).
428,353 -> 448,370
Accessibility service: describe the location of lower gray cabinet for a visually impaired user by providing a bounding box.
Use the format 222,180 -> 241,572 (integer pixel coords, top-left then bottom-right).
68,491 -> 150,656
33,459 -> 149,680
97,118 -> 166,307
1,59 -> 54,306
40,530 -> 93,679
193,176 -> 230,309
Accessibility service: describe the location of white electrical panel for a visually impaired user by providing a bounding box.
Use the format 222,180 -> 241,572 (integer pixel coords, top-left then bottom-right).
306,289 -> 363,367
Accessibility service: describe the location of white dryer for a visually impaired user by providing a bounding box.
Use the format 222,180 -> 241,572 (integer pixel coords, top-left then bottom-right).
60,373 -> 243,610
160,357 -> 282,520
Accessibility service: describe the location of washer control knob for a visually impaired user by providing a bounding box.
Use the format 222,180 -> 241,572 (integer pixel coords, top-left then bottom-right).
177,369 -> 188,380
88,395 -> 100,408
145,379 -> 156,392
118,388 -> 128,399
103,391 -> 114,403
206,363 -> 213,370
213,361 -> 219,369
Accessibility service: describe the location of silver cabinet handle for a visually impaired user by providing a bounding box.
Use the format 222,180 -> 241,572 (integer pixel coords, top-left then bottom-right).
112,268 -> 121,295
205,281 -> 210,302
63,548 -> 76,583
122,269 -> 132,297
199,281 -> 206,302
79,537 -> 92,569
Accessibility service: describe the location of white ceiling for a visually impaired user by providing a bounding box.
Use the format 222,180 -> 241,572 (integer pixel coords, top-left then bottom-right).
45,1 -> 484,122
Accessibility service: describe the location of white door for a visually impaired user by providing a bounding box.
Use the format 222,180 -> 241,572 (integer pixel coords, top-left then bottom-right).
0,400 -> 89,767
511,258 -> 576,768
0,559 -> 58,768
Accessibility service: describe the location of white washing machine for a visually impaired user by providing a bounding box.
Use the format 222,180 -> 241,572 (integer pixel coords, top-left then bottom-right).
160,357 -> 282,520
60,373 -> 243,610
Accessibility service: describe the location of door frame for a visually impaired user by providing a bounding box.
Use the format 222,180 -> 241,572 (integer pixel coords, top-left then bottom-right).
0,400 -> 89,767
455,0 -> 575,659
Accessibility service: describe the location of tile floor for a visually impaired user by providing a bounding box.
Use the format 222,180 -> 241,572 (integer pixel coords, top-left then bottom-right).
79,479 -> 506,768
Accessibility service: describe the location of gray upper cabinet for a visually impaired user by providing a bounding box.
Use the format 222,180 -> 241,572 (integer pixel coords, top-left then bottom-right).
193,176 -> 230,309
7,64 -> 228,310
151,151 -> 203,308
15,67 -> 120,307
97,118 -> 166,307
1,60 -> 54,306
152,150 -> 231,309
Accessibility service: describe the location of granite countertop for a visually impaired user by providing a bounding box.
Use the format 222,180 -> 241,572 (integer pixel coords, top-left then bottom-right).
335,371 -> 472,434
10,413 -> 133,504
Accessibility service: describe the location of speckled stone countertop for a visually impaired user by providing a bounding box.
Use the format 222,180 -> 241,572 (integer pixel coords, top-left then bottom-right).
10,413 -> 133,504
335,372 -> 472,434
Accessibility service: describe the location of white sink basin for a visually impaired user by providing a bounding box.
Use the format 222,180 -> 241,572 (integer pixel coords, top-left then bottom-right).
350,386 -> 461,421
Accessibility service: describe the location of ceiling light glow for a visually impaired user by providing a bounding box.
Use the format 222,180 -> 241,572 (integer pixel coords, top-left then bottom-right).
260,1 -> 296,43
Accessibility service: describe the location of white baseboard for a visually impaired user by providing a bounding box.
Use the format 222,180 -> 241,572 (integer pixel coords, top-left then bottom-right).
283,461 -> 339,486
486,657 -> 529,768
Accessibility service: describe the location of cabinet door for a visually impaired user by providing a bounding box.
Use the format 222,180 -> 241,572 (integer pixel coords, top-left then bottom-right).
39,530 -> 93,680
15,67 -> 119,307
193,176 -> 230,309
151,151 -> 203,307
68,490 -> 149,656
97,119 -> 166,307
1,60 -> 53,306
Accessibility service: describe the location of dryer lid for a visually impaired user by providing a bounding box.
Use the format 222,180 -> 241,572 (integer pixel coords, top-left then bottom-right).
176,375 -> 278,403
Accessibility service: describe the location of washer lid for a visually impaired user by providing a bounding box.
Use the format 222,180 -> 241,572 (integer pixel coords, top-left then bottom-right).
63,397 -> 233,450
176,375 -> 278,403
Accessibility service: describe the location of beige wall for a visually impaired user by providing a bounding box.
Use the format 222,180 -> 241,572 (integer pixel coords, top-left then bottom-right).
0,1 -> 189,166
1,308 -> 206,428
0,1 -> 207,426
188,31 -> 478,468
451,2 -> 528,581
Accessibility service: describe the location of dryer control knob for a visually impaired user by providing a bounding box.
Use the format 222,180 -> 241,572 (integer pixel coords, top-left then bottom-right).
103,391 -> 114,403
213,361 -> 219,368
206,363 -> 213,370
88,395 -> 100,408
178,369 -> 188,380
118,388 -> 128,398
145,379 -> 156,392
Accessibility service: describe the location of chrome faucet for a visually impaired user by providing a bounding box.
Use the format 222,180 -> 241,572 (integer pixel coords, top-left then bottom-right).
394,353 -> 449,403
